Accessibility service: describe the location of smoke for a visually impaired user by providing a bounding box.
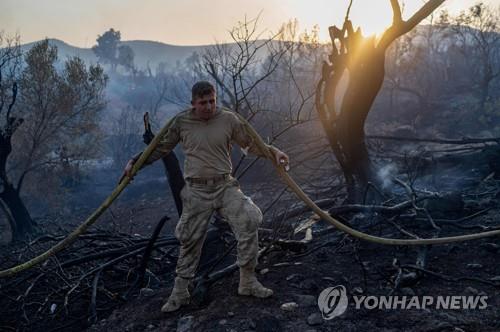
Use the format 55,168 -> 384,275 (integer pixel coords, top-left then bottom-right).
377,163 -> 398,189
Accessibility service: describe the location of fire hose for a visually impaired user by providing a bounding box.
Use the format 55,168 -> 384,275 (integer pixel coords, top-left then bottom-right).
1,113 -> 499,278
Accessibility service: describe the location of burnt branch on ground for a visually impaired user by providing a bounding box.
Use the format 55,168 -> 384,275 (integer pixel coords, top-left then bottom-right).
2,135 -> 500,330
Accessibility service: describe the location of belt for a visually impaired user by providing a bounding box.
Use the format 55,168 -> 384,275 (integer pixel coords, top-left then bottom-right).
186,174 -> 230,185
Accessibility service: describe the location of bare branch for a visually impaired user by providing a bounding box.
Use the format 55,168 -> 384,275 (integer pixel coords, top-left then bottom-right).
390,0 -> 403,25
379,0 -> 446,49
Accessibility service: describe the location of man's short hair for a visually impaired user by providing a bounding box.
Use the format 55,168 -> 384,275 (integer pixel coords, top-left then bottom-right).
191,81 -> 215,101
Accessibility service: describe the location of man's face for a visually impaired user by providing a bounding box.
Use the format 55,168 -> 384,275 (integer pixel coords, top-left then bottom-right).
192,92 -> 216,120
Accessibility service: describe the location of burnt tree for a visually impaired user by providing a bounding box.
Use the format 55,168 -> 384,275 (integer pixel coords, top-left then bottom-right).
141,112 -> 185,216
449,3 -> 500,112
316,0 -> 445,201
0,36 -> 34,240
0,38 -> 106,241
0,85 -> 34,239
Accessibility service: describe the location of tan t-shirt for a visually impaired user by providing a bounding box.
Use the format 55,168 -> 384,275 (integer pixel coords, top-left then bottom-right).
141,107 -> 272,179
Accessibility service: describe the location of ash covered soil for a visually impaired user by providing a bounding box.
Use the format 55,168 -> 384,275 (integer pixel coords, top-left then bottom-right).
3,155 -> 500,332
88,231 -> 500,332
86,178 -> 500,332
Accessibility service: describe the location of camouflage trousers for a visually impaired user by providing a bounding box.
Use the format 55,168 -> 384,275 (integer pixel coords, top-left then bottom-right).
174,177 -> 263,279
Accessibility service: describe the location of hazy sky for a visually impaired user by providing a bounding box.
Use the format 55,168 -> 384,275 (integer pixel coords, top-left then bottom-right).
2,0 -> 499,47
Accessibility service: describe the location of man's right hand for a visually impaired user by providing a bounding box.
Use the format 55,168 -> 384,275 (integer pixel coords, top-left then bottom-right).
119,158 -> 136,184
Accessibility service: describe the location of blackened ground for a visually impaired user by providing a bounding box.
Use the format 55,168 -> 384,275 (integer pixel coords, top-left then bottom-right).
4,148 -> 500,332
87,215 -> 500,332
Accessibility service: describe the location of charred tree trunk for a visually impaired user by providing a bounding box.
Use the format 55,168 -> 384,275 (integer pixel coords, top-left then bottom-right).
0,83 -> 35,241
161,153 -> 184,216
0,133 -> 35,241
336,47 -> 386,200
0,182 -> 34,241
142,113 -> 185,216
316,0 -> 445,202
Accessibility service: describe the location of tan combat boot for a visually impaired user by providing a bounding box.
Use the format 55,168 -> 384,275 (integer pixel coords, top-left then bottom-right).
161,276 -> 191,312
238,266 -> 273,298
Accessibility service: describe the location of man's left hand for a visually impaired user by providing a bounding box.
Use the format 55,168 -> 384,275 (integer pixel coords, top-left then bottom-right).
273,148 -> 290,172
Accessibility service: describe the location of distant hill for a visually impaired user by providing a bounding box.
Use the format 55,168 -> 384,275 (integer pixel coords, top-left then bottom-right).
20,38 -> 211,70
21,39 -> 97,64
123,40 -> 206,69
18,25 -> 500,72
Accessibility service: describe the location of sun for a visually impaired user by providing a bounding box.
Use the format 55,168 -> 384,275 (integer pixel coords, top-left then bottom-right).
293,0 -> 446,44
311,1 -> 397,43
349,2 -> 394,37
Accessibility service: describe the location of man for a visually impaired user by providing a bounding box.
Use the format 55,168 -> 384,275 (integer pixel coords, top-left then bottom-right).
123,81 -> 289,312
